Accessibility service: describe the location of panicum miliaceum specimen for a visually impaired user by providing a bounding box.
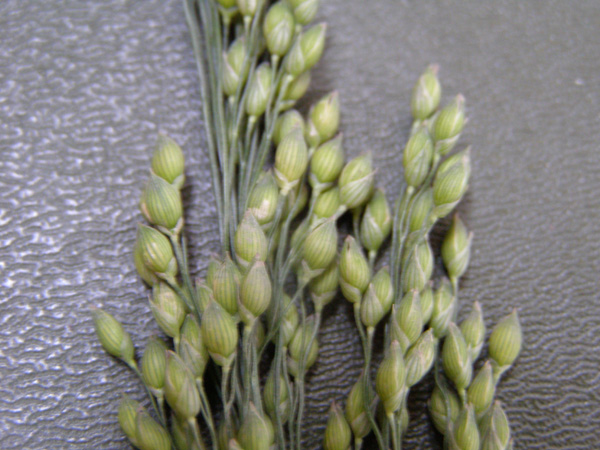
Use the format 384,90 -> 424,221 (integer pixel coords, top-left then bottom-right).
93,2 -> 522,450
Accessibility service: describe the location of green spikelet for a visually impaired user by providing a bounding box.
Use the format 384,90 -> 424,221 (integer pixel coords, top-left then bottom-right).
323,401 -> 352,450
375,341 -> 406,414
339,236 -> 371,304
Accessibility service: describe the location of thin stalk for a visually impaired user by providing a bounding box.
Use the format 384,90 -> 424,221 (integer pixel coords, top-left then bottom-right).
393,152 -> 443,299
221,358 -> 234,436
352,305 -> 386,450
221,13 -> 230,49
267,193 -> 289,258
197,379 -> 218,450
242,323 -> 254,413
188,417 -> 208,450
368,250 -> 376,273
156,394 -> 167,428
290,292 -> 307,450
199,0 -> 232,252
127,362 -> 166,428
390,186 -> 414,297
278,182 -> 320,281
295,309 -> 322,450
366,327 -> 386,450
202,0 -> 227,169
352,207 -> 362,240
432,340 -> 455,438
250,328 -> 262,410
395,414 -> 403,450
281,347 -> 295,429
244,116 -> 257,160
239,122 -> 261,215
227,0 -> 266,210
247,74 -> 292,191
259,282 -> 306,358
234,359 -> 244,415
168,233 -> 197,307
450,276 -> 460,323
159,274 -> 193,316
183,0 -> 224,248
273,332 -> 287,449
389,412 -> 399,450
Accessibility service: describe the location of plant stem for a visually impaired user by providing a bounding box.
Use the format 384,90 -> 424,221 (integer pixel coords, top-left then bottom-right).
390,186 -> 414,298
242,323 -> 254,413
273,332 -> 287,449
183,0 -> 224,249
156,394 -> 167,427
250,327 -> 262,410
355,437 -> 363,450
389,412 -> 399,450
188,417 -> 208,450
267,193 -> 289,259
168,233 -> 197,308
128,362 -> 166,428
221,358 -> 234,437
295,309 -> 322,450
352,207 -> 362,240
196,379 -> 218,450
259,280 -> 307,358
352,305 -> 386,450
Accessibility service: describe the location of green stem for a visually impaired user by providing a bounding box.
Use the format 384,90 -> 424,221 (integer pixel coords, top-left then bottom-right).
295,309 -> 322,450
282,346 -> 294,445
290,286 -> 308,450
159,274 -> 193,315
395,414 -> 403,450
352,305 -> 386,450
389,412 -> 399,450
156,394 -> 167,427
222,358 -> 234,437
368,250 -> 376,273
259,283 -> 306,358
365,327 -> 386,450
432,339 -> 456,438
239,123 -> 261,215
221,14 -> 230,49
266,193 -> 289,259
352,207 -> 362,240
450,276 -> 460,323
183,0 -> 224,248
168,233 -> 197,309
196,379 -> 218,450
188,417 -> 208,450
390,186 -> 414,297
272,333 -> 287,449
247,74 -> 293,191
278,185 -> 321,282
128,362 -> 166,429
200,0 -> 226,165
250,329 -> 262,410
199,0 -> 232,253
242,323 -> 254,413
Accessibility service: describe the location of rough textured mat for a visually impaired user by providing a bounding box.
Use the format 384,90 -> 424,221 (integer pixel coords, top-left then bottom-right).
1,0 -> 599,449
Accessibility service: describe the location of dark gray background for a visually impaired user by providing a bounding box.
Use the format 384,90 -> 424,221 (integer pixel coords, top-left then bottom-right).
1,0 -> 599,448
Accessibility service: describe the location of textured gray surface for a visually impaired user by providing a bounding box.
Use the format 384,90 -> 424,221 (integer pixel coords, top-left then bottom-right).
1,0 -> 599,449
